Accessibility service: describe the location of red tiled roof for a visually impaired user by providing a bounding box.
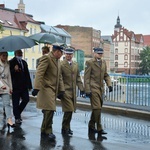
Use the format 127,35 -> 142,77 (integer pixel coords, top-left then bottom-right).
112,27 -> 143,44
0,7 -> 40,31
143,35 -> 150,46
135,34 -> 143,43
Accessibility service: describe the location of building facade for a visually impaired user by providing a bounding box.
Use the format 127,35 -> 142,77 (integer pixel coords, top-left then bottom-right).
56,25 -> 101,61
101,36 -> 115,73
0,1 -> 71,70
0,2 -> 42,70
112,16 -> 144,74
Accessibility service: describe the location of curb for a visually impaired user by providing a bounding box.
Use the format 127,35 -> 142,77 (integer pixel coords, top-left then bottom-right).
29,96 -> 150,120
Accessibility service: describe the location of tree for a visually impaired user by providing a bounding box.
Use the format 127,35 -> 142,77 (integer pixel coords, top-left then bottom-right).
0,24 -> 4,33
138,46 -> 150,75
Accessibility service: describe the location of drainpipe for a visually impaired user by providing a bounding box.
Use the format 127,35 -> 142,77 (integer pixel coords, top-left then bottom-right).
23,32 -> 25,59
129,38 -> 131,74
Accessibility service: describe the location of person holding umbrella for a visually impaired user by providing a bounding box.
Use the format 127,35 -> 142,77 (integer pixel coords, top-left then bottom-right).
9,50 -> 32,124
0,52 -> 15,129
32,45 -> 65,141
0,35 -> 36,124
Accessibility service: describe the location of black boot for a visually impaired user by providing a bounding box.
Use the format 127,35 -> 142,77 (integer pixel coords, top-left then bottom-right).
88,128 -> 96,141
61,129 -> 73,136
48,133 -> 56,141
97,132 -> 107,141
88,127 -> 97,135
97,129 -> 107,135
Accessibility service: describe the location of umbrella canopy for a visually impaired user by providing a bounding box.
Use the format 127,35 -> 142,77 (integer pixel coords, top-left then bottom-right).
29,32 -> 65,45
0,35 -> 37,52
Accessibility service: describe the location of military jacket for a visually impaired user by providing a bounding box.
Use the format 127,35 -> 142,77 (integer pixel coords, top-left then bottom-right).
60,59 -> 84,112
34,51 -> 64,111
84,58 -> 112,109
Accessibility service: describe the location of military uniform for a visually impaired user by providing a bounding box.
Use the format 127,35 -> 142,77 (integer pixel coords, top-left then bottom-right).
84,48 -> 112,135
33,46 -> 64,139
60,48 -> 84,135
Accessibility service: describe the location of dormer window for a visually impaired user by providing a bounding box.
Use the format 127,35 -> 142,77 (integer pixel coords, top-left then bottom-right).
0,19 -> 4,24
6,20 -> 13,25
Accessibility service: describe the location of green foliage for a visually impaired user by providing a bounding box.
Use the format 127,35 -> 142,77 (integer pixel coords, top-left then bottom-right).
138,46 -> 150,75
0,24 -> 4,33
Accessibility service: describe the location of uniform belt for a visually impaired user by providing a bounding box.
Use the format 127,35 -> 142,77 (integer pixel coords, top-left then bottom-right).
66,88 -> 73,91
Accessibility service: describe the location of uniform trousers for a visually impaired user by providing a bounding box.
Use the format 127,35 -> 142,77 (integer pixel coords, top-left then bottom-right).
41,110 -> 54,134
88,109 -> 102,131
62,112 -> 73,130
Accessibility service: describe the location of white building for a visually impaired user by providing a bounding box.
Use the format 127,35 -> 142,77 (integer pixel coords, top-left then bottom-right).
112,16 -> 144,74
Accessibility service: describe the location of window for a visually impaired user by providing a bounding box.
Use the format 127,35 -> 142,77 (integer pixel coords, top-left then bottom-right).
138,49 -> 141,54
32,46 -> 35,52
120,32 -> 123,36
115,42 -> 118,46
131,62 -> 135,67
124,55 -> 128,60
24,48 -> 28,52
0,19 -> 4,24
124,48 -> 128,53
34,28 -> 36,34
6,20 -> 13,25
25,58 -> 28,63
115,62 -> 118,67
32,58 -> 35,69
135,62 -> 139,67
115,48 -> 118,53
124,62 -> 128,67
20,31 -> 24,36
125,42 -> 128,46
30,28 -> 32,34
38,44 -> 41,53
115,55 -> 118,60
131,55 -> 134,60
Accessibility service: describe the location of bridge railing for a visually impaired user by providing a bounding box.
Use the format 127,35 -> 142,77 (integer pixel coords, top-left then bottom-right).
29,70 -> 150,107
104,74 -> 150,106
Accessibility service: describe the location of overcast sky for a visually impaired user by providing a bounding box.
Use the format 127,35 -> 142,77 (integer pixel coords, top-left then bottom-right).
1,0 -> 150,35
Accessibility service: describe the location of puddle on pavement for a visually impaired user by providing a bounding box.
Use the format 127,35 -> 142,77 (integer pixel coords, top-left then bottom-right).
55,107 -> 150,144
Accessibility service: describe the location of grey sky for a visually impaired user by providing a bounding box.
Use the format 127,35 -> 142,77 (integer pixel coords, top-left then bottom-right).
1,0 -> 150,35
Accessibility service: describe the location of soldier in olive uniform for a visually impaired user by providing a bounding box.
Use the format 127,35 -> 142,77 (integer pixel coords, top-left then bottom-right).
84,48 -> 112,138
32,45 -> 65,141
36,46 -> 50,68
60,48 -> 84,136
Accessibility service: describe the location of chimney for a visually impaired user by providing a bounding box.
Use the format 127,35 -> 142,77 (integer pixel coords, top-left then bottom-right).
15,9 -> 20,13
0,4 -> 5,8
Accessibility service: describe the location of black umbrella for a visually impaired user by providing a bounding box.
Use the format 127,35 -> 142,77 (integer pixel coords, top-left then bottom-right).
0,35 -> 37,52
29,32 -> 65,45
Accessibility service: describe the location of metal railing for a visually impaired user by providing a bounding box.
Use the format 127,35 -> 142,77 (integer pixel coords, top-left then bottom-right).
29,70 -> 150,107
29,70 -> 36,87
105,74 -> 150,106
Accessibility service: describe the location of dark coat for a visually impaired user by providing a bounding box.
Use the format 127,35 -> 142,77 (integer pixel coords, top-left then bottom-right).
9,57 -> 32,90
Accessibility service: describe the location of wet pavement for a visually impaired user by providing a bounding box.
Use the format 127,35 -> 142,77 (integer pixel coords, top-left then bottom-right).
0,100 -> 150,150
